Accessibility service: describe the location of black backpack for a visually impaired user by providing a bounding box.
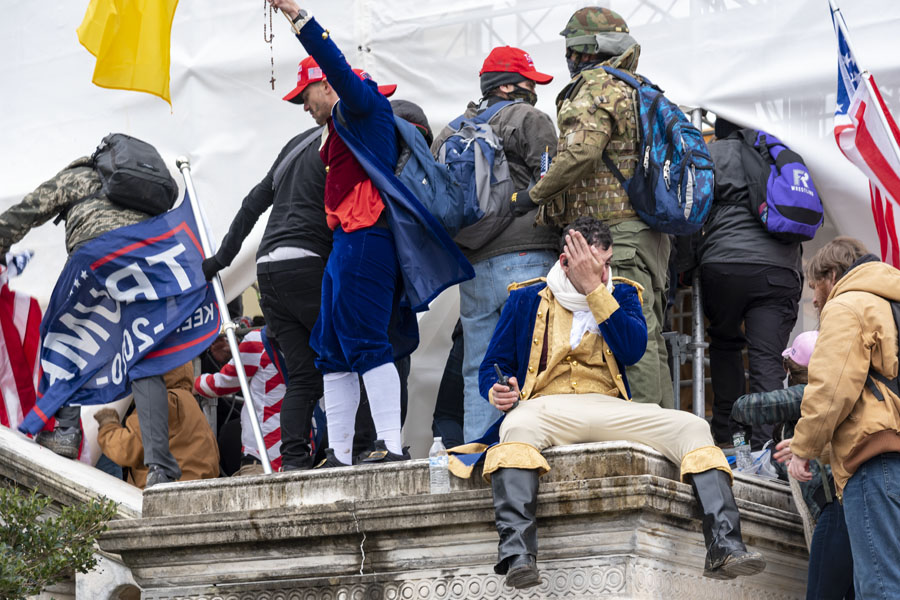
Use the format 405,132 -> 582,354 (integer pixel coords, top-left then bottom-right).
56,133 -> 178,224
865,299 -> 900,403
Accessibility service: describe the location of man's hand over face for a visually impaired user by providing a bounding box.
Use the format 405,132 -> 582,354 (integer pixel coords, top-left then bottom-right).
561,231 -> 610,296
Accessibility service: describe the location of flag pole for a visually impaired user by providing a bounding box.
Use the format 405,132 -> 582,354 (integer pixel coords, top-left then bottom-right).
175,156 -> 273,475
830,0 -> 900,166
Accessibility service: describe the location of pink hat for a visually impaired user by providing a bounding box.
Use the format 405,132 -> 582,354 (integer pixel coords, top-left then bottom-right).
782,331 -> 819,367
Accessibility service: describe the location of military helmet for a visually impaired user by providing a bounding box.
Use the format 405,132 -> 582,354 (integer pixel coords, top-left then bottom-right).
560,7 -> 630,54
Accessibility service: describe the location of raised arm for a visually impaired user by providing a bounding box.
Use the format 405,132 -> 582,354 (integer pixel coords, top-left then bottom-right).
269,0 -> 382,116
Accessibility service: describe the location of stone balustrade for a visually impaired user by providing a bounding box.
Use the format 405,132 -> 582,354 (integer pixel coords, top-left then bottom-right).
98,441 -> 808,599
0,427 -> 142,600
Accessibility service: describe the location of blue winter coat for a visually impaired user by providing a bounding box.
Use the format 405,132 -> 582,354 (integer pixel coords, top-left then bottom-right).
296,17 -> 474,312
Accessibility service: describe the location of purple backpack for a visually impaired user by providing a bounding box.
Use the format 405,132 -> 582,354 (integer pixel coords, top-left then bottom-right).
738,129 -> 824,243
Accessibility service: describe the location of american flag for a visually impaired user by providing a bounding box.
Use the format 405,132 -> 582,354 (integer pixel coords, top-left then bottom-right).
540,146 -> 551,179
832,2 -> 900,266
0,252 -> 42,430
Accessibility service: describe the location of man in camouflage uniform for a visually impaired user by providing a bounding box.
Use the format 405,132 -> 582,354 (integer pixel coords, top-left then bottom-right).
511,7 -> 673,408
0,147 -> 183,487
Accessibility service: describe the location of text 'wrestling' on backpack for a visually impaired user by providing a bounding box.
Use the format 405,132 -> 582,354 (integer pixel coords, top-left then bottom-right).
436,100 -> 522,250
599,66 -> 714,236
737,129 -> 824,243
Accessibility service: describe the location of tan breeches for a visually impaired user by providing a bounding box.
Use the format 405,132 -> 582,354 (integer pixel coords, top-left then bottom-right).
497,393 -> 728,479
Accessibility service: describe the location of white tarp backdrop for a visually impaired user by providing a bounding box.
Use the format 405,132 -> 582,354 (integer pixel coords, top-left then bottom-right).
1,0 -> 898,455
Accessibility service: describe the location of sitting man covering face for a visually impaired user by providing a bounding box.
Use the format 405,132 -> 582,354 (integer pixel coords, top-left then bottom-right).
476,216 -> 765,588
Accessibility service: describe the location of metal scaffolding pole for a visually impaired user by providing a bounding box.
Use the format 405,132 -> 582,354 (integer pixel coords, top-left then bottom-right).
690,108 -> 708,419
176,157 -> 272,474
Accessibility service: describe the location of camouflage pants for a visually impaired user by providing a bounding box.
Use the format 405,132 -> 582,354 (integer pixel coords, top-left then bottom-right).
610,220 -> 673,408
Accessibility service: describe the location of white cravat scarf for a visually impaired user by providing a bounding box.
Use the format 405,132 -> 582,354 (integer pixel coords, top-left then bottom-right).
545,260 -> 614,350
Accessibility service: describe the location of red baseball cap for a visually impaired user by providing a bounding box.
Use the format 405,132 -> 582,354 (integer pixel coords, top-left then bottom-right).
479,46 -> 553,85
283,56 -> 397,103
352,68 -> 397,98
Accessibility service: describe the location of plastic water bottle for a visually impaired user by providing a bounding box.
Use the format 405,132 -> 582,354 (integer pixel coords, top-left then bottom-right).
732,430 -> 753,472
429,437 -> 450,494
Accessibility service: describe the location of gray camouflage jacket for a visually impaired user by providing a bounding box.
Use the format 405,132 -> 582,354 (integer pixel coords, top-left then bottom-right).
0,157 -> 150,256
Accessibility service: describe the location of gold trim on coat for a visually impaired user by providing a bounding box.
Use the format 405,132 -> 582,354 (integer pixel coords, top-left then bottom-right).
482,442 -> 550,482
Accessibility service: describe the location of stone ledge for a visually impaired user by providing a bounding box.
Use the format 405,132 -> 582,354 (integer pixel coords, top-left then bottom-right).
98,441 -> 807,598
0,426 -> 141,518
136,440 -> 794,517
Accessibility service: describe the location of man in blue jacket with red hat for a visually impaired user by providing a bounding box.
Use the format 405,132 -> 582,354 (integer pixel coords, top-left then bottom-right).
466,217 -> 765,588
269,0 -> 472,467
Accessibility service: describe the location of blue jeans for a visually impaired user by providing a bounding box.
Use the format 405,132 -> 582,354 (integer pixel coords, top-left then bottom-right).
459,250 -> 556,441
807,500 -> 854,600
843,453 -> 900,599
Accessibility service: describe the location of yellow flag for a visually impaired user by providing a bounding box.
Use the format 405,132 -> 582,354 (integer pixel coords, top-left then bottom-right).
77,0 -> 179,106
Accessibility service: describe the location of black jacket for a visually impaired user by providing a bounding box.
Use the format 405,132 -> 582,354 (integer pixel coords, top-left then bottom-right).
699,135 -> 802,275
214,127 -> 331,268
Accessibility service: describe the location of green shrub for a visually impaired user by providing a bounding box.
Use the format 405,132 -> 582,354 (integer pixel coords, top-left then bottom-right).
0,486 -> 117,599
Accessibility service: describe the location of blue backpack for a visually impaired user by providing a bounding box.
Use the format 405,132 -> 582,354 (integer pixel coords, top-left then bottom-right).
599,66 -> 714,235
392,114 -> 469,238
436,100 -> 520,250
737,129 -> 824,243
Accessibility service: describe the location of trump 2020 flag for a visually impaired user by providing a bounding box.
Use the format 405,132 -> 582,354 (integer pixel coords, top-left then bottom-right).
832,3 -> 900,266
19,196 -> 219,435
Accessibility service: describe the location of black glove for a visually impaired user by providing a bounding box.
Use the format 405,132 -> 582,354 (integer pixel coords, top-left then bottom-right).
510,188 -> 539,217
202,256 -> 224,281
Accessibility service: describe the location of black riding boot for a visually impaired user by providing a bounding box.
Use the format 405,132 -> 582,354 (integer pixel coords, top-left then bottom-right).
35,405 -> 82,459
491,467 -> 541,589
690,468 -> 766,579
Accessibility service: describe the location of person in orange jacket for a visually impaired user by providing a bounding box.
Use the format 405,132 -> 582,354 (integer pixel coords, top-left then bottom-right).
94,362 -> 220,489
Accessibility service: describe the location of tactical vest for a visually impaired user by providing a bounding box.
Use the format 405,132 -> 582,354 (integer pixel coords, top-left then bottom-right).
538,69 -> 640,227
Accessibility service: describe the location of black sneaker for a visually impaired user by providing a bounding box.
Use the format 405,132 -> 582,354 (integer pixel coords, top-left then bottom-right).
314,448 -> 349,469
35,427 -> 82,459
145,465 -> 174,488
360,439 -> 410,463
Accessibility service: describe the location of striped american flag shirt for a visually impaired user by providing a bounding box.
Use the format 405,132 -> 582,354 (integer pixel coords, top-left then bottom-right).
194,329 -> 284,469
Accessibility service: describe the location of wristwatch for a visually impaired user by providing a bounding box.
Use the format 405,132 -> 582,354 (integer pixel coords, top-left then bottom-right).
291,9 -> 310,34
